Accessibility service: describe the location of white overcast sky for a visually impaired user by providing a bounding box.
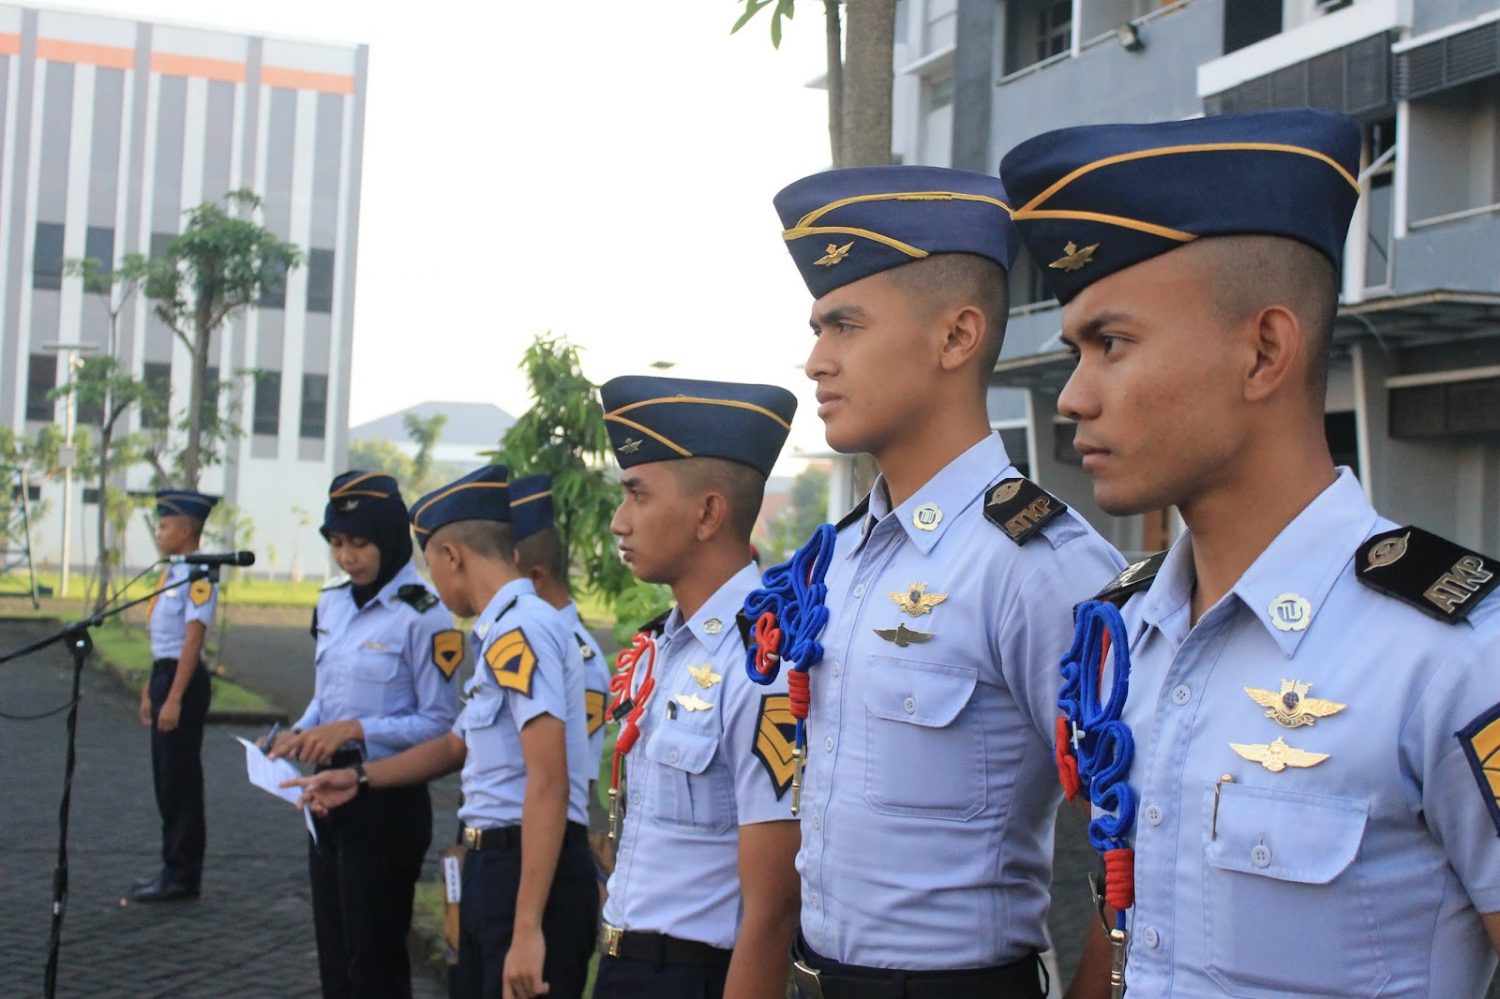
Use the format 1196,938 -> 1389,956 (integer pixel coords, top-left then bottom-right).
47,0 -> 836,468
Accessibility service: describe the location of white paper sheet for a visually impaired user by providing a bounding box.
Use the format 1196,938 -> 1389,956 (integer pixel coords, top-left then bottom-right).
233,735 -> 318,844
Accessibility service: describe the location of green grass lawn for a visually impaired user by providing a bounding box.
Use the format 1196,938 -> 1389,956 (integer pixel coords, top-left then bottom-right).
0,569 -> 324,609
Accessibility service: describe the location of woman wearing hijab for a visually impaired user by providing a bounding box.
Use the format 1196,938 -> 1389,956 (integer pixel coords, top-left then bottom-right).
269,471 -> 463,998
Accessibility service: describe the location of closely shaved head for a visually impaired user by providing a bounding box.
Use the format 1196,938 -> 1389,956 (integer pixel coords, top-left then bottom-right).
671,457 -> 766,541
885,252 -> 1011,382
429,519 -> 514,562
1190,235 -> 1339,395
515,527 -> 566,580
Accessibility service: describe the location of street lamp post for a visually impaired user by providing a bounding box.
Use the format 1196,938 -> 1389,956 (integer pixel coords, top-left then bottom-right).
43,342 -> 98,599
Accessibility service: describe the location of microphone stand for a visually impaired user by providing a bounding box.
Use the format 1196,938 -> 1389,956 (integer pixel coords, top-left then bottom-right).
0,562 -> 218,999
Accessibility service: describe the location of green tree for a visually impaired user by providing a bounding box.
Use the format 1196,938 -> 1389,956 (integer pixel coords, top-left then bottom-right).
141,189 -> 302,488
403,412 -> 448,496
490,334 -> 670,634
348,437 -> 415,489
761,463 -> 831,564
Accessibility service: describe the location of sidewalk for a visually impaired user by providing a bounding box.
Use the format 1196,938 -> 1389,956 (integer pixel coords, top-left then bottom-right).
0,618 -> 445,997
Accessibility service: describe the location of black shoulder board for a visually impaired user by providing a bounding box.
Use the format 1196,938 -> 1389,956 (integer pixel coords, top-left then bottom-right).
308,607 -> 319,640
396,583 -> 440,612
735,609 -> 754,649
637,609 -> 671,637
835,495 -> 870,533
1094,551 -> 1167,606
573,632 -> 596,660
1356,526 -> 1498,625
320,574 -> 351,591
983,477 -> 1067,545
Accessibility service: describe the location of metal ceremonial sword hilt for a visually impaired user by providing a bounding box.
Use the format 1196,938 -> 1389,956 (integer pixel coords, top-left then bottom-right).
607,785 -> 621,842
790,745 -> 804,816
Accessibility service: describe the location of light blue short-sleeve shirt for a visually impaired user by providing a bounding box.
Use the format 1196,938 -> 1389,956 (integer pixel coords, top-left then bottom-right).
603,562 -> 794,950
560,601 -> 611,770
294,562 -> 461,761
1110,469 -> 1500,997
798,434 -> 1125,969
148,559 -> 218,660
455,578 -> 592,829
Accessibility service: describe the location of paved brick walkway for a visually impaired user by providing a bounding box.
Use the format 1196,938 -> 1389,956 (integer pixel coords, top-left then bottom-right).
0,619 -> 445,998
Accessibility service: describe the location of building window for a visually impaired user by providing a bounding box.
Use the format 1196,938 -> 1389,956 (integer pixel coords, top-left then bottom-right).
25,354 -> 56,421
1036,0 -> 1071,63
85,226 -> 115,273
1223,0 -> 1282,55
33,223 -> 64,290
253,371 -> 281,436
300,373 -> 327,439
306,248 -> 334,314
259,257 -> 288,310
149,232 -> 175,260
1007,248 -> 1052,311
141,362 -> 170,428
82,487 -> 100,504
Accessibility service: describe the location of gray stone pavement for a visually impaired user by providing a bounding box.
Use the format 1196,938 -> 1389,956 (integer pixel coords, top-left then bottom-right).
0,618 -> 445,998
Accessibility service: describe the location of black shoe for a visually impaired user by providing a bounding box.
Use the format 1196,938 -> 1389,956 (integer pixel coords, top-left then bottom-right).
130,876 -> 200,903
131,872 -> 162,891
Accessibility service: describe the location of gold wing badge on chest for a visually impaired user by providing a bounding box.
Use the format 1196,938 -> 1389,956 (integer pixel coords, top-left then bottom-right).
687,662 -> 722,689
1243,679 -> 1346,729
889,582 -> 947,617
873,623 -> 934,648
1229,736 -> 1329,773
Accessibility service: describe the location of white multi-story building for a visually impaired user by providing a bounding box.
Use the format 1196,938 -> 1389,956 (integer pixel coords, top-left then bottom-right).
885,0 -> 1500,559
0,3 -> 367,579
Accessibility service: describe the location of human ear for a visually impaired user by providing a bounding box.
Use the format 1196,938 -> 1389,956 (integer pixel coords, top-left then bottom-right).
937,305 -> 985,372
1243,305 -> 1303,403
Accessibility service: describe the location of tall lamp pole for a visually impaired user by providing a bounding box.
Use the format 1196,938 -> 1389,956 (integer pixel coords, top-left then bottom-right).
43,341 -> 98,599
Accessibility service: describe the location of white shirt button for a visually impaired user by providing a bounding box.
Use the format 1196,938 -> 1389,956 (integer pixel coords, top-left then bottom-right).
811,815 -> 821,830
1251,844 -> 1272,868
808,893 -> 820,908
667,749 -> 679,764
1143,804 -> 1163,826
1170,684 -> 1192,706
832,661 -> 841,676
903,696 -> 917,714
1142,927 -> 1160,949
824,736 -> 834,753
630,792 -> 640,806
852,584 -> 866,598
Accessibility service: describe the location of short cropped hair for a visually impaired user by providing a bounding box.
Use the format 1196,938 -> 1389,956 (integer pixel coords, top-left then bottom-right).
430,519 -> 514,562
515,526 -> 567,581
1191,235 -> 1339,394
672,457 -> 766,542
886,252 -> 1011,380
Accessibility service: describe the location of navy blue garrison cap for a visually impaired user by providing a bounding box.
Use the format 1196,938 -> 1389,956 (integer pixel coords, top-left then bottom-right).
156,488 -> 218,521
600,376 -> 796,477
509,475 -> 553,543
999,108 -> 1362,305
409,464 -> 509,550
321,470 -> 405,539
774,165 -> 1019,299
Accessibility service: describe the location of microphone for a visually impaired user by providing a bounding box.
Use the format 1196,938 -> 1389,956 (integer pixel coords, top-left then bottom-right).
167,551 -> 257,567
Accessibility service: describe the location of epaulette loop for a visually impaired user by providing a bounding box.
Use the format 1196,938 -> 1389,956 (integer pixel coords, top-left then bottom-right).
396,582 -> 440,612
1356,526 -> 1497,624
834,496 -> 869,533
1094,551 -> 1166,606
983,477 -> 1067,545
321,574 -> 351,591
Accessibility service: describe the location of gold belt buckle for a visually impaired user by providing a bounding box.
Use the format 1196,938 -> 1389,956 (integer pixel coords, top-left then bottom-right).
462,826 -> 482,849
601,923 -> 624,958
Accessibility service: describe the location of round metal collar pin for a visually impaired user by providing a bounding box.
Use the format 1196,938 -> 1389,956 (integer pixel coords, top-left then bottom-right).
912,503 -> 943,532
1268,592 -> 1312,632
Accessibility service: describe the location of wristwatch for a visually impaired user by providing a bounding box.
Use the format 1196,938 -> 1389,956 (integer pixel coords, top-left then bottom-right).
352,761 -> 370,791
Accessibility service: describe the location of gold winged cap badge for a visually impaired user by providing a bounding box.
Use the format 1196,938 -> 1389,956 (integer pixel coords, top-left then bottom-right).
1048,240 -> 1099,272
814,241 -> 854,267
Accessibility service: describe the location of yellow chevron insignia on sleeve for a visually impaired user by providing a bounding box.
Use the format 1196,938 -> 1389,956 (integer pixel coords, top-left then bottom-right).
586,689 -> 606,737
484,628 -> 537,698
189,578 -> 214,607
1458,703 -> 1500,835
753,694 -> 797,800
432,630 -> 464,681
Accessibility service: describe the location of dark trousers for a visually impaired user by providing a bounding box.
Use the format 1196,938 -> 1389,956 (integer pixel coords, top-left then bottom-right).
309,775 -> 433,999
453,830 -> 597,999
593,954 -> 729,999
148,659 -> 210,886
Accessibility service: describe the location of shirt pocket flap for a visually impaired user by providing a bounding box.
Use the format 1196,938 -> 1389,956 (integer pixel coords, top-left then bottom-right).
1204,783 -> 1368,885
461,688 -> 504,730
864,657 -> 978,728
645,725 -> 718,775
351,649 -> 401,682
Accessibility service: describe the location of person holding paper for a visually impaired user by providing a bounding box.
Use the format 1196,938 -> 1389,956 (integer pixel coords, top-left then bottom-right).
288,465 -> 597,999
268,471 -> 461,999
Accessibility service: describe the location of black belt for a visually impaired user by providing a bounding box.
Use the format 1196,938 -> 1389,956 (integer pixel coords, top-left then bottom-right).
461,821 -> 588,852
790,933 -> 1044,999
600,925 -> 733,970
151,658 -> 203,670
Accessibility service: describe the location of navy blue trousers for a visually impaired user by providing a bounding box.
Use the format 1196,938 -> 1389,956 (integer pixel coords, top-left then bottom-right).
148,659 -> 210,886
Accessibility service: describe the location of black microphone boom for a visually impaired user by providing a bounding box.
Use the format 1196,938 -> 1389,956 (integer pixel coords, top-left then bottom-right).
167,550 -> 256,567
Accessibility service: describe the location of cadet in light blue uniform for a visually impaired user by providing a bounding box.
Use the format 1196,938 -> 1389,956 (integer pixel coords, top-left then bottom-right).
593,376 -> 801,999
768,166 -> 1124,995
133,488 -> 220,902
510,475 -> 611,770
289,464 -> 597,999
1003,109 -> 1500,997
271,471 -> 460,999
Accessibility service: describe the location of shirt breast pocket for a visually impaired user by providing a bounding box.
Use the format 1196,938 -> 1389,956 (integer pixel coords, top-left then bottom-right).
1202,783 -> 1389,997
644,725 -> 732,834
348,650 -> 404,714
863,657 -> 983,819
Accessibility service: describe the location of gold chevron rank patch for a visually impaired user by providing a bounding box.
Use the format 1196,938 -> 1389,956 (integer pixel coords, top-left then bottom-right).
432,630 -> 464,681
1457,703 -> 1500,835
586,689 -> 606,737
485,628 -> 538,697
753,694 -> 797,800
189,578 -> 214,607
